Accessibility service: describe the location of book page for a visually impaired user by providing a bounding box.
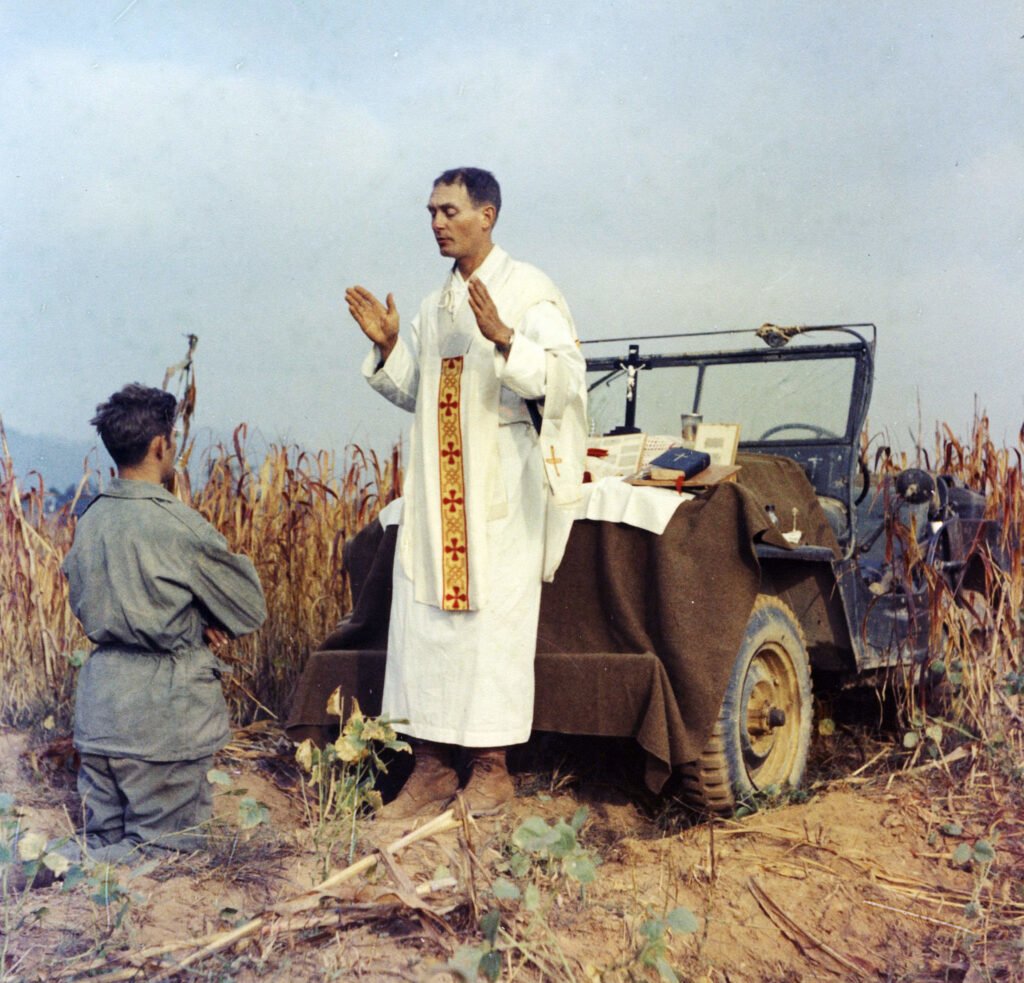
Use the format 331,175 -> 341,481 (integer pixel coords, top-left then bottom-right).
586,433 -> 684,480
585,433 -> 646,478
639,434 -> 682,467
694,423 -> 740,466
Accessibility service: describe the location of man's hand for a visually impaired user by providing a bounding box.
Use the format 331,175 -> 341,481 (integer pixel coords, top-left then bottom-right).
468,278 -> 513,356
345,286 -> 399,361
204,626 -> 230,654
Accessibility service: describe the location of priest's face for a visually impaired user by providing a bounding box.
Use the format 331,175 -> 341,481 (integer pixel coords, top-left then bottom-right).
427,181 -> 494,273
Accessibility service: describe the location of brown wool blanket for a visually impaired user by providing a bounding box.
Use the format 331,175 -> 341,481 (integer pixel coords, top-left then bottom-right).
286,454 -> 838,791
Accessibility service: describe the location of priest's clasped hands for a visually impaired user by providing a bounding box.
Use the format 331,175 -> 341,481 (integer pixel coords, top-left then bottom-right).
346,278 -> 513,359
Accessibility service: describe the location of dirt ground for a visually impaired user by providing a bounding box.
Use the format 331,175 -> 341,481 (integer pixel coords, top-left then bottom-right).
2,719 -> 1023,983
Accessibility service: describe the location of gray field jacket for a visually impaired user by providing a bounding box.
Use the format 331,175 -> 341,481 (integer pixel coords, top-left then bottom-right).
63,478 -> 266,761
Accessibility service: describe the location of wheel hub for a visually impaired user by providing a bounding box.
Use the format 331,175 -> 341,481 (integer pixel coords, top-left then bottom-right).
741,643 -> 802,783
748,705 -> 787,737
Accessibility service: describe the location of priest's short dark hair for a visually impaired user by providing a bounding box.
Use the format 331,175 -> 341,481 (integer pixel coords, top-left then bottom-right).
434,167 -> 501,218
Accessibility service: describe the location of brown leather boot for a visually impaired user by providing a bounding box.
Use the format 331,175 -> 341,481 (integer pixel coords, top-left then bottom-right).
378,741 -> 458,820
461,748 -> 515,816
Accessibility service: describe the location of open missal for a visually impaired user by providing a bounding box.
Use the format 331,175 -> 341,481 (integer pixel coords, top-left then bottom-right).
585,433 -> 681,480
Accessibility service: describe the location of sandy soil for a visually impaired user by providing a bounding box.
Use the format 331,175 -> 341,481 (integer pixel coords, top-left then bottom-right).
2,724 -> 1022,983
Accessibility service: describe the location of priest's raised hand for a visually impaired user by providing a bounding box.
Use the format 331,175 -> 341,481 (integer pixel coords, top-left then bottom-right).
467,277 -> 513,356
346,285 -> 399,361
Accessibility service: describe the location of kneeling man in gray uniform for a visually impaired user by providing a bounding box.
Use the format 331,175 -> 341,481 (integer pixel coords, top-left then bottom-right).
63,384 -> 266,862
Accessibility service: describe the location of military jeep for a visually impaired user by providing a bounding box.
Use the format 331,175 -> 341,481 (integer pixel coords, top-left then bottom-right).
287,323 -> 1002,817
583,322 -> 1001,813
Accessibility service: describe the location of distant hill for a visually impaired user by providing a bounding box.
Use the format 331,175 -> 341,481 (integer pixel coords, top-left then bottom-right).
3,427 -> 104,492
2,425 -> 259,493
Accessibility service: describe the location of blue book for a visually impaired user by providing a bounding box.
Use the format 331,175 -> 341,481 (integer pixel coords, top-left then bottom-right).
647,446 -> 712,480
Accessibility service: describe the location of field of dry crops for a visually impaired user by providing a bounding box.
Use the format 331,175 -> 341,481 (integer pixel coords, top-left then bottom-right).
1,418 -> 1022,982
0,424 -> 401,730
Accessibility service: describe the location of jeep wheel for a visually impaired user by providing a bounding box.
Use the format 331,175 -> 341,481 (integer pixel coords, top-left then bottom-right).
679,595 -> 813,816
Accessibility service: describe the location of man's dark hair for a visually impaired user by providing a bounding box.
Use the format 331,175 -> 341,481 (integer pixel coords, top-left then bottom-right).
434,167 -> 501,217
90,383 -> 177,467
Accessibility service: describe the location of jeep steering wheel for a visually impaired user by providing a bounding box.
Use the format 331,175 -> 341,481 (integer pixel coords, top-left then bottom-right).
758,422 -> 842,441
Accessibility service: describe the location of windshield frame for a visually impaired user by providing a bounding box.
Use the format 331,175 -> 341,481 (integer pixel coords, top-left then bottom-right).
583,324 -> 876,550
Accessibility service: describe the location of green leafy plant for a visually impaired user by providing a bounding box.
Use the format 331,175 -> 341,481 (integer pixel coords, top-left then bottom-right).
1,794 -> 70,980
1,794 -> 73,888
902,711 -> 945,759
445,909 -> 504,981
951,838 -> 996,871
929,656 -> 966,690
206,766 -> 272,867
1004,670 -> 1024,697
294,688 -> 410,876
941,821 -> 998,919
206,768 -> 272,832
503,807 -> 598,897
597,905 -> 700,983
0,792 -> 156,959
734,783 -> 810,818
634,907 -> 700,982
448,810 -> 601,981
83,861 -> 135,933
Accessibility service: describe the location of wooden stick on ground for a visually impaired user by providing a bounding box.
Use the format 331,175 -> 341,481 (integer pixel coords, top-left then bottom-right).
148,808 -> 462,983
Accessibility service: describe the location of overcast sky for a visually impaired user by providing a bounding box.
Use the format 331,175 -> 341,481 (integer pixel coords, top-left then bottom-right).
2,1 -> 1022,463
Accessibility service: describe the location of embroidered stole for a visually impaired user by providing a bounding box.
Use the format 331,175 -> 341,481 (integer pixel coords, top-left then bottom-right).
437,356 -> 469,610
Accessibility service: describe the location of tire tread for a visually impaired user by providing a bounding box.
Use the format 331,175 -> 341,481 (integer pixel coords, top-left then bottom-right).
677,595 -> 812,817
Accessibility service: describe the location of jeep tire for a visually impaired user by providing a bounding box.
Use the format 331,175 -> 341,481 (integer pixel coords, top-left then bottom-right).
679,595 -> 813,816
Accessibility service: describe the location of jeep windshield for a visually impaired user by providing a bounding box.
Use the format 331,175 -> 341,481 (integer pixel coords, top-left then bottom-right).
583,324 -> 876,527
584,325 -> 874,445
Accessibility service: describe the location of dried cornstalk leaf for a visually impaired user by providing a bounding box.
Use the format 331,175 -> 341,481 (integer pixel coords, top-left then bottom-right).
748,876 -> 880,979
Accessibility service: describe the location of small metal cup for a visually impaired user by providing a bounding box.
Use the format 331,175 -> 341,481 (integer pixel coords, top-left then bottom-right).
680,412 -> 702,447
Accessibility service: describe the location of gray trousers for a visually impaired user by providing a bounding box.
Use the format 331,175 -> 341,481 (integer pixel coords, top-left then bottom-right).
77,753 -> 214,863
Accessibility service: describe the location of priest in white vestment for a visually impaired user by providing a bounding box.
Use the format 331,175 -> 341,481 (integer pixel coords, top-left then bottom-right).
345,168 -> 587,818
